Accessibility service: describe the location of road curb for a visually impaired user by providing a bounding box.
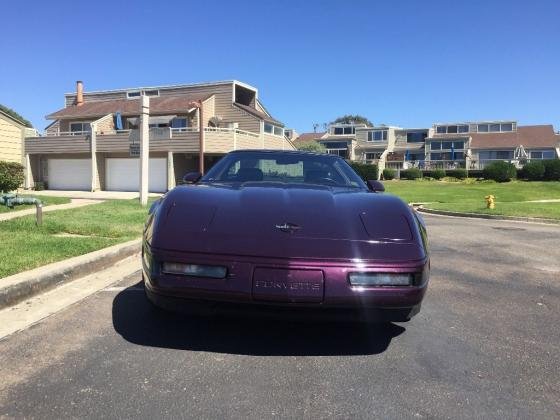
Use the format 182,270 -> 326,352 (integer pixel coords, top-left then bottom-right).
417,207 -> 560,225
0,239 -> 141,310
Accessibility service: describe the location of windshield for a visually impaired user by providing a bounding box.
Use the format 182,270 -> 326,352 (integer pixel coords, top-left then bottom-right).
201,151 -> 367,189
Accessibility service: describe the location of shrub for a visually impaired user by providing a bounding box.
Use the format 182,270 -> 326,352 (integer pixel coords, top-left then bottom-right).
0,161 -> 25,193
543,159 -> 560,181
482,161 -> 517,182
447,168 -> 467,179
34,181 -> 46,191
432,169 -> 446,180
522,161 -> 545,181
348,162 -> 378,181
382,168 -> 396,180
467,169 -> 484,179
297,142 -> 327,153
400,167 -> 423,180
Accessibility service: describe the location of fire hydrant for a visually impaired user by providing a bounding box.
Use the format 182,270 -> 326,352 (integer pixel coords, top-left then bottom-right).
485,195 -> 495,209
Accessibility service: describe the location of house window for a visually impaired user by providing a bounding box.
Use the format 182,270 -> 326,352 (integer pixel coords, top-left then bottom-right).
453,141 -> 464,149
332,126 -> 355,135
530,150 -> 555,159
430,141 -> 441,150
496,151 -> 513,159
442,141 -> 453,149
478,123 -> 515,133
365,152 -> 382,160
327,149 -> 348,158
501,123 -> 513,132
435,125 -> 469,134
264,123 -> 273,134
69,122 -> 92,135
144,90 -> 159,97
171,118 -> 187,129
431,152 -> 459,161
323,141 -> 348,149
479,150 -> 514,160
127,89 -> 160,99
407,153 -> 425,161
264,123 -> 283,136
406,131 -> 427,143
367,130 -> 388,141
447,125 -> 458,134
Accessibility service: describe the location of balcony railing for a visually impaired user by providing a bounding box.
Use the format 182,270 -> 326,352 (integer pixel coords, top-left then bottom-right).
26,125 -> 293,155
44,130 -> 91,136
422,160 -> 466,170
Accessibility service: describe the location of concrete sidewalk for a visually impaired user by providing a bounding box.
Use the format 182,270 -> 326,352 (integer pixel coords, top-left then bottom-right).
0,199 -> 102,222
25,190 -> 163,200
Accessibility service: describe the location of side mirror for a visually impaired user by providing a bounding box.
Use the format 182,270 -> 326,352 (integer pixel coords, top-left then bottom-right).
367,179 -> 385,193
182,171 -> 202,184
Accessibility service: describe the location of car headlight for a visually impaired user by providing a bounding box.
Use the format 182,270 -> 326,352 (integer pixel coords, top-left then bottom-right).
162,262 -> 227,279
348,273 -> 414,286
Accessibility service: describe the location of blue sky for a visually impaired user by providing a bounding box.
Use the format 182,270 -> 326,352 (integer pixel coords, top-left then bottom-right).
1,0 -> 559,133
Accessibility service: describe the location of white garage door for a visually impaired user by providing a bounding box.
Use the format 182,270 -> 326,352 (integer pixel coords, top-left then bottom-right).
48,159 -> 91,190
105,158 -> 167,193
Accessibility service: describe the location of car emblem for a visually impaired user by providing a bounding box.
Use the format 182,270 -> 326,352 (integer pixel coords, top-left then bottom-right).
275,222 -> 301,233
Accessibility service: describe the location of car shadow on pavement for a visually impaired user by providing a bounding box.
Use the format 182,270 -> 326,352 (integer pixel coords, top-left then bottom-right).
112,282 -> 406,356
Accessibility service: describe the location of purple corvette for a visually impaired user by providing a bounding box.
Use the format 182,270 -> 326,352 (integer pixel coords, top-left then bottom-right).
143,150 -> 429,322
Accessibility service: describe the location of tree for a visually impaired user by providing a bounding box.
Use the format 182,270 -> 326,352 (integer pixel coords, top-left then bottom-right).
331,114 -> 373,127
0,104 -> 33,128
297,142 -> 327,153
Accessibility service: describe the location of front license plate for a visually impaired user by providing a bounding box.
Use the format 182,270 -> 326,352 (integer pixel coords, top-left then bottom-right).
252,268 -> 324,303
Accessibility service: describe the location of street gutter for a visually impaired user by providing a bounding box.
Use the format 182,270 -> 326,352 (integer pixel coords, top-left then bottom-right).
0,239 -> 141,310
416,206 -> 560,225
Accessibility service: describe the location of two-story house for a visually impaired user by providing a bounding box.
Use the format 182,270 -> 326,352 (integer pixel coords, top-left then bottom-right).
426,121 -> 560,169
316,123 -> 365,159
24,80 -> 294,192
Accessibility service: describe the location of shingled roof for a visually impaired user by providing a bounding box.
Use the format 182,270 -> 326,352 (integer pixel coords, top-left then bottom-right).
470,125 -> 560,149
293,132 -> 326,143
46,95 -> 209,119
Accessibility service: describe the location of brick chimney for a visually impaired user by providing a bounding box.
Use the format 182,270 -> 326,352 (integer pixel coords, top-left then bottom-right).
76,80 -> 84,106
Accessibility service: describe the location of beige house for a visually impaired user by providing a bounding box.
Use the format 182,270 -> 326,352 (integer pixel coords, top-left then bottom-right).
25,80 -> 295,192
0,110 -> 36,164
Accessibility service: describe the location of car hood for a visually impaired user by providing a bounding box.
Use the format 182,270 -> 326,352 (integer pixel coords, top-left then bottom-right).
150,183 -> 426,262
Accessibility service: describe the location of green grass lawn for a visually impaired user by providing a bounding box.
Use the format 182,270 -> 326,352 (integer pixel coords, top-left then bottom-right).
0,194 -> 71,213
384,180 -> 560,220
0,199 -> 151,278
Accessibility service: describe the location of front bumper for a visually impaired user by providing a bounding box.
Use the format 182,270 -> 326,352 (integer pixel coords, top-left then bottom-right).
145,285 -> 421,322
143,244 -> 429,321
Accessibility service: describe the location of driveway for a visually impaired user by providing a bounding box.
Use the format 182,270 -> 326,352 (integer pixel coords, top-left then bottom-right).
0,214 -> 558,418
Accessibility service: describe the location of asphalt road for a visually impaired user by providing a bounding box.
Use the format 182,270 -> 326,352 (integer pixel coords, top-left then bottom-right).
0,214 -> 559,419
